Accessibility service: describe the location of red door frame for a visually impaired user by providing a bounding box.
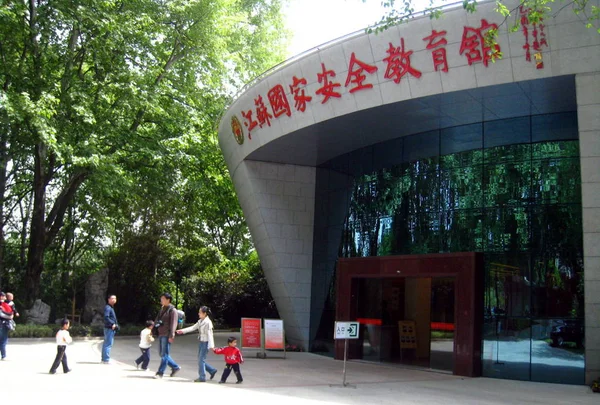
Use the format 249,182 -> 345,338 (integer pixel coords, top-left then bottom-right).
335,252 -> 483,377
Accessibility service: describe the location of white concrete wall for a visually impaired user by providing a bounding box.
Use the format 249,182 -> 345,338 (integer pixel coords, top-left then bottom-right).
577,72 -> 600,384
231,160 -> 315,347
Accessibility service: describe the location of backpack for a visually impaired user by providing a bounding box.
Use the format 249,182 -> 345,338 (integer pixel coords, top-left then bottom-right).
153,307 -> 185,336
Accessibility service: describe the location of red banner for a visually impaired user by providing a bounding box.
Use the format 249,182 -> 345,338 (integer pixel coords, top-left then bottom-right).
241,318 -> 262,349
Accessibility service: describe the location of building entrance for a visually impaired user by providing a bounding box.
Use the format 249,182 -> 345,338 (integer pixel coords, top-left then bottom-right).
335,252 -> 483,377
355,277 -> 455,372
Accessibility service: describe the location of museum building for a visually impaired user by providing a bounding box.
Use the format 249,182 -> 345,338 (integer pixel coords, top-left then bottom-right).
218,0 -> 600,385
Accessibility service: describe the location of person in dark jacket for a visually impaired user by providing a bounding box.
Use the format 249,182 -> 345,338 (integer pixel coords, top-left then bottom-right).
153,293 -> 181,379
101,295 -> 118,364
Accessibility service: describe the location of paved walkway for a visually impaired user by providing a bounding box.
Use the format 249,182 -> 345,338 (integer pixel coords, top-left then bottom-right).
3,332 -> 598,404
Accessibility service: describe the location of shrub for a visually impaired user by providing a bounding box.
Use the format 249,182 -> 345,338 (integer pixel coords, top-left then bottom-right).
9,324 -> 55,338
9,323 -> 142,338
69,324 -> 93,337
116,324 -> 141,336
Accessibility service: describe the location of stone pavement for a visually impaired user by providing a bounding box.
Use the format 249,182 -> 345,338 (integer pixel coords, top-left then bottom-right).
3,331 -> 598,404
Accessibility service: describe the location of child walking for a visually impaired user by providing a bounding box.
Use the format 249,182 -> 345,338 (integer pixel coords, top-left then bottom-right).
134,320 -> 155,370
49,319 -> 72,374
212,336 -> 244,384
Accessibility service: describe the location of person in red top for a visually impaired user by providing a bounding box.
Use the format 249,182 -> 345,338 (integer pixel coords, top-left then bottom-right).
212,336 -> 244,384
0,291 -> 15,360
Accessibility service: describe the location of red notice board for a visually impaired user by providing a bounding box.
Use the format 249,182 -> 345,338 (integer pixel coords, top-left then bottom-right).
241,318 -> 262,349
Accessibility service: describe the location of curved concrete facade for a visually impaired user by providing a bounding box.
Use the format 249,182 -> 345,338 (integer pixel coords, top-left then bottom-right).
218,0 -> 600,383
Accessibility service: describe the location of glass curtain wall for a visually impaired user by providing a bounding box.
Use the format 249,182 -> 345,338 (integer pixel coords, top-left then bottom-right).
315,112 -> 584,384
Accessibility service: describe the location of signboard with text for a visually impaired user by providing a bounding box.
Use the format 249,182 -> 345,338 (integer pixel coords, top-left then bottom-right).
264,319 -> 285,350
241,318 -> 262,349
230,11 -> 550,145
334,321 -> 360,339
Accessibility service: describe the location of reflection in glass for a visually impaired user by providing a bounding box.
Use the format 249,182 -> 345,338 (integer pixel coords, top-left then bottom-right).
319,113 -> 584,384
484,208 -> 530,253
484,254 -> 531,318
532,158 -> 581,204
483,162 -> 532,207
482,317 -> 531,381
530,319 -> 584,384
441,209 -> 484,252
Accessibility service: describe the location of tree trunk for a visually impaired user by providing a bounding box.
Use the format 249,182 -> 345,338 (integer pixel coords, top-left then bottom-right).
24,143 -> 47,306
0,135 -> 7,286
24,142 -> 89,306
19,197 -> 32,272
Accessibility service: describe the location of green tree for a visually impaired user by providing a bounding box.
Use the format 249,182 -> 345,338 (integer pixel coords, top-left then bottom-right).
0,0 -> 288,307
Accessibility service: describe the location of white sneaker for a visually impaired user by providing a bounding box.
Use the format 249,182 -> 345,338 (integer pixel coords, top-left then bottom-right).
134,361 -> 140,370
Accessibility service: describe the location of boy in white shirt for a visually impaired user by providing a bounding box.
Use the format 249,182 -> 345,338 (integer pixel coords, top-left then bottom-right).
49,319 -> 72,374
134,320 -> 155,371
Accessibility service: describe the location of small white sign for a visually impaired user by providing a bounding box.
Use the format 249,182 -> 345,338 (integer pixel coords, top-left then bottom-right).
334,321 -> 360,339
264,319 -> 285,350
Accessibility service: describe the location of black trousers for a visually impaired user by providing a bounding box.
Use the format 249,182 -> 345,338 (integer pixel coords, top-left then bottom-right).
50,345 -> 69,373
220,363 -> 243,382
135,347 -> 151,369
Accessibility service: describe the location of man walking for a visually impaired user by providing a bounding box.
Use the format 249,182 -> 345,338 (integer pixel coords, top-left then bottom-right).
101,295 -> 118,364
154,293 -> 181,378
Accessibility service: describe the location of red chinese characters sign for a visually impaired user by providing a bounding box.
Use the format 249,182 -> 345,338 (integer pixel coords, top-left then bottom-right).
345,52 -> 378,93
233,17 -> 546,144
519,5 -> 548,69
383,38 -> 422,83
459,19 -> 500,67
241,318 -> 262,349
423,30 -> 448,73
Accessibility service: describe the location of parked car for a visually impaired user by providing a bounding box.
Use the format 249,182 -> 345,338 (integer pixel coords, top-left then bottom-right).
550,320 -> 584,348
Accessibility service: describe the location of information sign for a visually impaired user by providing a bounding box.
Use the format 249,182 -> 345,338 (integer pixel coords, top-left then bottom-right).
241,318 -> 262,349
264,319 -> 285,350
334,321 -> 360,339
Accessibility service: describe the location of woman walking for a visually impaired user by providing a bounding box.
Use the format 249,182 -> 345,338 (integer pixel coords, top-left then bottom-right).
176,306 -> 217,382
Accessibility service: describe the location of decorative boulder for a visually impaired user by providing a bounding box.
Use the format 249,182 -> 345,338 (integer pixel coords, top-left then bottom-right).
82,267 -> 109,325
25,299 -> 51,324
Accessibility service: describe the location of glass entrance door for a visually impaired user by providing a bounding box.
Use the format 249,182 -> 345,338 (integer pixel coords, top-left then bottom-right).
430,277 -> 455,372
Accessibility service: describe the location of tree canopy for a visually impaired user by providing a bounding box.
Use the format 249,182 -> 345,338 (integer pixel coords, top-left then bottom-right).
0,0 -> 288,319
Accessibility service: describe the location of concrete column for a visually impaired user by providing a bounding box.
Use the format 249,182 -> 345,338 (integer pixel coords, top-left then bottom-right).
576,72 -> 600,385
231,160 -> 316,350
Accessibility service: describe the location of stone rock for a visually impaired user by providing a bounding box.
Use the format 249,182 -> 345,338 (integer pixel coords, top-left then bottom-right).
83,267 -> 109,325
25,299 -> 51,324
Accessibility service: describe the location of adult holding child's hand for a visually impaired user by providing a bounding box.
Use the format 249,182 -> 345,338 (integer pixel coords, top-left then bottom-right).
177,306 -> 217,382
